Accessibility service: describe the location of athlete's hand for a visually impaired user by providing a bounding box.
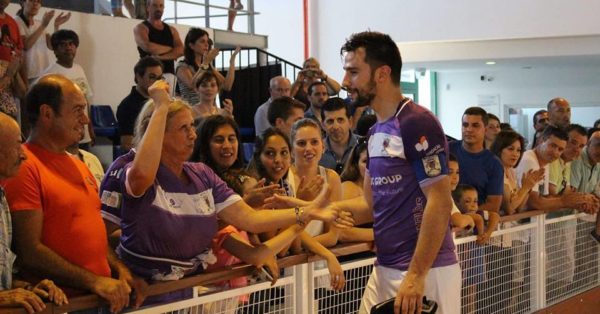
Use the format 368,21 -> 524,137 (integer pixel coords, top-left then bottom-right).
394,272 -> 425,314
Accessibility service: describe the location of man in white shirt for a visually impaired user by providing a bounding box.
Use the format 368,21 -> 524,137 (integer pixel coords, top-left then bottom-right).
41,29 -> 94,147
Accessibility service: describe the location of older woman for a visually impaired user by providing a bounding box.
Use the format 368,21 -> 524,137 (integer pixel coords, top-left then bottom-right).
119,80 -> 349,298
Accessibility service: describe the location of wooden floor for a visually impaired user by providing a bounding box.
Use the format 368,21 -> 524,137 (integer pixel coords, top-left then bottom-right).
534,286 -> 600,314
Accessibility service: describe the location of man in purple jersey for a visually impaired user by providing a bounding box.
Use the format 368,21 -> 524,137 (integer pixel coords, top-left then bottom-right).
337,31 -> 460,314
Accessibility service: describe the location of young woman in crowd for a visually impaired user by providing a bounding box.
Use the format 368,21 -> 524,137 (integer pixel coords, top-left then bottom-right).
16,0 -> 70,84
489,130 -> 545,309
249,126 -> 346,291
290,57 -> 341,107
490,130 -> 545,215
485,113 -> 501,149
192,115 -> 280,208
176,27 -> 239,106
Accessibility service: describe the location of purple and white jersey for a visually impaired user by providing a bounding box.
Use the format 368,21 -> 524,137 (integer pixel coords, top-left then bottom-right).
100,149 -> 136,225
118,161 -> 242,279
367,99 -> 457,271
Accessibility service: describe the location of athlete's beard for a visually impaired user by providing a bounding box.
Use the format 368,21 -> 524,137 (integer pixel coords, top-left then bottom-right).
351,77 -> 377,108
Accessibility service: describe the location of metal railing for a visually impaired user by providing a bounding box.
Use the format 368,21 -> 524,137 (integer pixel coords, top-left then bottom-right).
1,211 -> 597,314
163,0 -> 259,33
213,47 -> 302,82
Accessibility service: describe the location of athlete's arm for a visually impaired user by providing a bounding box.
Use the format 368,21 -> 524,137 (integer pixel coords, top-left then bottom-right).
395,176 -> 453,314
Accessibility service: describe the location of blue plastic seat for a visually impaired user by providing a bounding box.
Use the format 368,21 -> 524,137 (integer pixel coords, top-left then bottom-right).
91,105 -> 118,137
243,142 -> 255,163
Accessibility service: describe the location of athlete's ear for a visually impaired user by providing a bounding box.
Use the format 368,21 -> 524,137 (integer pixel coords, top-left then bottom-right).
375,65 -> 392,83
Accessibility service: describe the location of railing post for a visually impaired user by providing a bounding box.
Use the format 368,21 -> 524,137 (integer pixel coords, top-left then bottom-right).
534,214 -> 547,310
204,0 -> 211,28
247,0 -> 255,34
294,262 -> 312,314
173,0 -> 178,24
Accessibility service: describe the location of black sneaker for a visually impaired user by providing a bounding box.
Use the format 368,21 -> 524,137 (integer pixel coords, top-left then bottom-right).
591,230 -> 600,244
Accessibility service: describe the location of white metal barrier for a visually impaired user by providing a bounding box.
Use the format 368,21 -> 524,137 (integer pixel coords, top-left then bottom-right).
114,213 -> 599,314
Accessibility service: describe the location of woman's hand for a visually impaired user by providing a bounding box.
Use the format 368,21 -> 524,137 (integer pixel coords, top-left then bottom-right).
54,12 -> 71,30
263,193 -> 309,209
296,176 -> 324,201
326,256 -> 345,291
243,179 -> 283,208
147,80 -> 171,106
229,46 -> 241,66
202,48 -> 220,66
221,98 -> 234,115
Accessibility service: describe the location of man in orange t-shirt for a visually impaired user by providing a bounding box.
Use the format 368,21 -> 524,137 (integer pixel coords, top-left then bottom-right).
3,75 -> 144,312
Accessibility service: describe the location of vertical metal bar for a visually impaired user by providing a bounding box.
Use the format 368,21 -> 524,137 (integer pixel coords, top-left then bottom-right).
205,0 -> 211,28
535,215 -> 546,310
173,0 -> 178,24
247,0 -> 255,34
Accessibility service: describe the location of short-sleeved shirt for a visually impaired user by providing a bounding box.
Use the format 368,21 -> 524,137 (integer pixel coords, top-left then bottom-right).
118,161 -> 241,279
548,158 -> 570,194
15,17 -> 51,80
516,149 -> 549,196
449,141 -> 504,204
570,148 -> 600,195
4,143 -> 111,281
367,99 -> 457,271
100,149 -> 136,226
254,98 -> 271,137
116,87 -> 148,136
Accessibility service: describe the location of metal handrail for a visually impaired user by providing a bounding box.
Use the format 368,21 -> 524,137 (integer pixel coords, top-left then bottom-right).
214,47 -> 302,81
162,0 -> 259,34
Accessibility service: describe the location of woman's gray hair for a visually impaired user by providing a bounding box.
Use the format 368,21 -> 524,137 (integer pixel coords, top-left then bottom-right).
132,98 -> 192,147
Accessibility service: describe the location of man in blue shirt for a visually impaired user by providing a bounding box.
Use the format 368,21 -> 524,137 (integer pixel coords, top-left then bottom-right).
449,107 -> 503,239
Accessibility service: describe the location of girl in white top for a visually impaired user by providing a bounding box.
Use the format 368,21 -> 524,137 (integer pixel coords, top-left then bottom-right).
15,1 -> 70,83
250,125 -> 346,291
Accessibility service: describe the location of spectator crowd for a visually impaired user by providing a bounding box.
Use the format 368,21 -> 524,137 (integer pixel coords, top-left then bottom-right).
0,1 -> 599,314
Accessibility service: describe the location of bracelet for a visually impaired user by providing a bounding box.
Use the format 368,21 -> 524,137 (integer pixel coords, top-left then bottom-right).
295,207 -> 305,226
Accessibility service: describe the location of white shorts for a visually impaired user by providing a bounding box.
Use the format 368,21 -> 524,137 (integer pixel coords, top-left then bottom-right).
358,263 -> 461,314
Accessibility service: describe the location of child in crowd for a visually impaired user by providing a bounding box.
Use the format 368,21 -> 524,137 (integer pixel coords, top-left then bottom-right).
448,154 -> 476,230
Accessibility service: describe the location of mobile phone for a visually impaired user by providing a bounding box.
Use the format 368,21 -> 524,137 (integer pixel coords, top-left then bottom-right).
259,266 -> 274,281
305,70 -> 316,78
370,296 -> 438,314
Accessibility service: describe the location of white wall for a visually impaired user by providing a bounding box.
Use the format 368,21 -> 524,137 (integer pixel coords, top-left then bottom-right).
436,67 -> 600,138
309,0 -> 600,91
6,3 -> 210,109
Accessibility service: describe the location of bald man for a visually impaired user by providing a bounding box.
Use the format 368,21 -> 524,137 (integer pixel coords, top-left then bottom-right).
0,113 -> 67,313
254,76 -> 292,136
3,75 -> 145,312
547,98 -> 572,130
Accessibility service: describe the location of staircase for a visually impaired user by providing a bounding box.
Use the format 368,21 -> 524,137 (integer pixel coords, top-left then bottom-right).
212,47 -> 302,140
